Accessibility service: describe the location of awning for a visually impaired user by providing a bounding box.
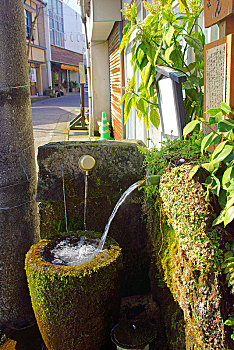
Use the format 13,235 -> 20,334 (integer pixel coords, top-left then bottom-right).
61,64 -> 79,72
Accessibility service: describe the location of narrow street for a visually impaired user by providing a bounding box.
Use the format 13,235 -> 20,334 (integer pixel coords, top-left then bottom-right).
31,92 -> 88,153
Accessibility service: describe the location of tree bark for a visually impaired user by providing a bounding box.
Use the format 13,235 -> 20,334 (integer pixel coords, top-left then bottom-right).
0,0 -> 40,332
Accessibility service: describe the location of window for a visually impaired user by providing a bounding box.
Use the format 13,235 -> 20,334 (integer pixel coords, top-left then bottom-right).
25,10 -> 33,40
48,0 -> 64,47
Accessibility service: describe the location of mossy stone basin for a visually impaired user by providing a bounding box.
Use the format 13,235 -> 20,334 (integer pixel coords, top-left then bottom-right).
25,231 -> 122,350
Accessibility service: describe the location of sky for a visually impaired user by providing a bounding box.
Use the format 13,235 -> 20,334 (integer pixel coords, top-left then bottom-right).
63,0 -> 80,13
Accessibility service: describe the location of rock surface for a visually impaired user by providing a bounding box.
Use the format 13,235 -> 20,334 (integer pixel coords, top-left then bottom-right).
37,140 -> 150,296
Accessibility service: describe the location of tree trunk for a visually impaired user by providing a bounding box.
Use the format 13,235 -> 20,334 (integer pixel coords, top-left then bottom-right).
0,0 -> 40,332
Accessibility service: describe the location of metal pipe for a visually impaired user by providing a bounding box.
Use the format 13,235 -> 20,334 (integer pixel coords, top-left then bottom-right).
79,0 -> 93,137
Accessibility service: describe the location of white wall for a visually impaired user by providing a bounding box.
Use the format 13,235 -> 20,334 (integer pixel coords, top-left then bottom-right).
90,41 -> 111,130
63,3 -> 84,54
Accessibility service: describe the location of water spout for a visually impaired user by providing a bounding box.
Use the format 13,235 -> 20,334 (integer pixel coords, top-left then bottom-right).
97,178 -> 146,252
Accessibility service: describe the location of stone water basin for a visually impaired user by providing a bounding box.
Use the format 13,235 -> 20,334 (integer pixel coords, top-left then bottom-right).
25,231 -> 122,350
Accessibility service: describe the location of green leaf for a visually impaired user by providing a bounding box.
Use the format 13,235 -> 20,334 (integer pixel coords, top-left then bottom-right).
211,175 -> 221,196
201,133 -> 213,154
122,23 -> 131,35
131,2 -> 137,19
224,206 -> 234,226
183,34 -> 204,61
189,165 -> 200,179
136,45 -> 145,67
212,209 -> 225,226
165,26 -> 175,46
150,107 -> 160,129
212,145 -> 233,165
143,113 -> 150,129
131,94 -> 137,109
182,62 -> 196,73
183,120 -> 200,137
221,102 -> 232,114
137,99 -> 147,115
222,167 -> 233,188
218,119 -> 234,132
119,92 -> 129,106
226,194 -> 234,210
177,0 -> 189,12
208,111 -> 223,125
218,189 -> 227,209
201,162 -> 216,173
124,95 -> 133,124
145,44 -> 155,65
165,45 -> 174,64
211,141 -> 227,161
144,15 -> 154,27
205,108 -> 222,116
211,134 -> 222,146
130,75 -> 136,90
140,62 -> 152,87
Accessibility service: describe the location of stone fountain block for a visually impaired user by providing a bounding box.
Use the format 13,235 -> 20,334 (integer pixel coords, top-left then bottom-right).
37,140 -> 150,296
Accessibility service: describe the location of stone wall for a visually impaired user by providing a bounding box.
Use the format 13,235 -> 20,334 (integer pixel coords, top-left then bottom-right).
148,164 -> 233,349
36,140 -> 150,296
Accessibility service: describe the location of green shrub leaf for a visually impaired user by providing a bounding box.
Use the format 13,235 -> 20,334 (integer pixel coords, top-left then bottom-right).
189,165 -> 200,179
221,102 -> 232,114
212,145 -> 233,165
217,119 -> 234,132
224,206 -> 234,227
206,108 -> 222,116
183,120 -> 200,137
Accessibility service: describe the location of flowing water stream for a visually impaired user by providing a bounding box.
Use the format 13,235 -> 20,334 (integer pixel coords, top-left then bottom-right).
97,178 -> 146,252
53,178 -> 146,266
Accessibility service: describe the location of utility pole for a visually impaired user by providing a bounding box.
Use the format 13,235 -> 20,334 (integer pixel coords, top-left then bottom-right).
0,0 -> 40,333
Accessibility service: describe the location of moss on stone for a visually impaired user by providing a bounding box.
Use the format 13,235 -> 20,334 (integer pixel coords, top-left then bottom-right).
25,231 -> 122,350
148,165 -> 229,349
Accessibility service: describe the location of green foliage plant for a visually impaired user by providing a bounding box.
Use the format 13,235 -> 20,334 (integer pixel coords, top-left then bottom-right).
120,0 -> 205,129
183,102 -> 234,227
139,130 -> 205,201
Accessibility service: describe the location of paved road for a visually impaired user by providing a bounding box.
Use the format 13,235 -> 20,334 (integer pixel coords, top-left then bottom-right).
31,92 -> 88,152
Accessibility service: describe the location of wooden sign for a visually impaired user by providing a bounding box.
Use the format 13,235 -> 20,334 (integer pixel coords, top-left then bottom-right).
204,34 -> 234,134
79,63 -> 86,84
204,0 -> 234,28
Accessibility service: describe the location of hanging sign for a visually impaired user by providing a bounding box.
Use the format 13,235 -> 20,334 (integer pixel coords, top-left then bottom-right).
61,64 -> 79,71
204,0 -> 234,28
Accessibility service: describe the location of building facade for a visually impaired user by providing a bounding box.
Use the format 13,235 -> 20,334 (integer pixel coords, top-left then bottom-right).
24,0 -> 48,96
46,0 -> 85,93
82,0 -> 220,144
24,0 -> 85,96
